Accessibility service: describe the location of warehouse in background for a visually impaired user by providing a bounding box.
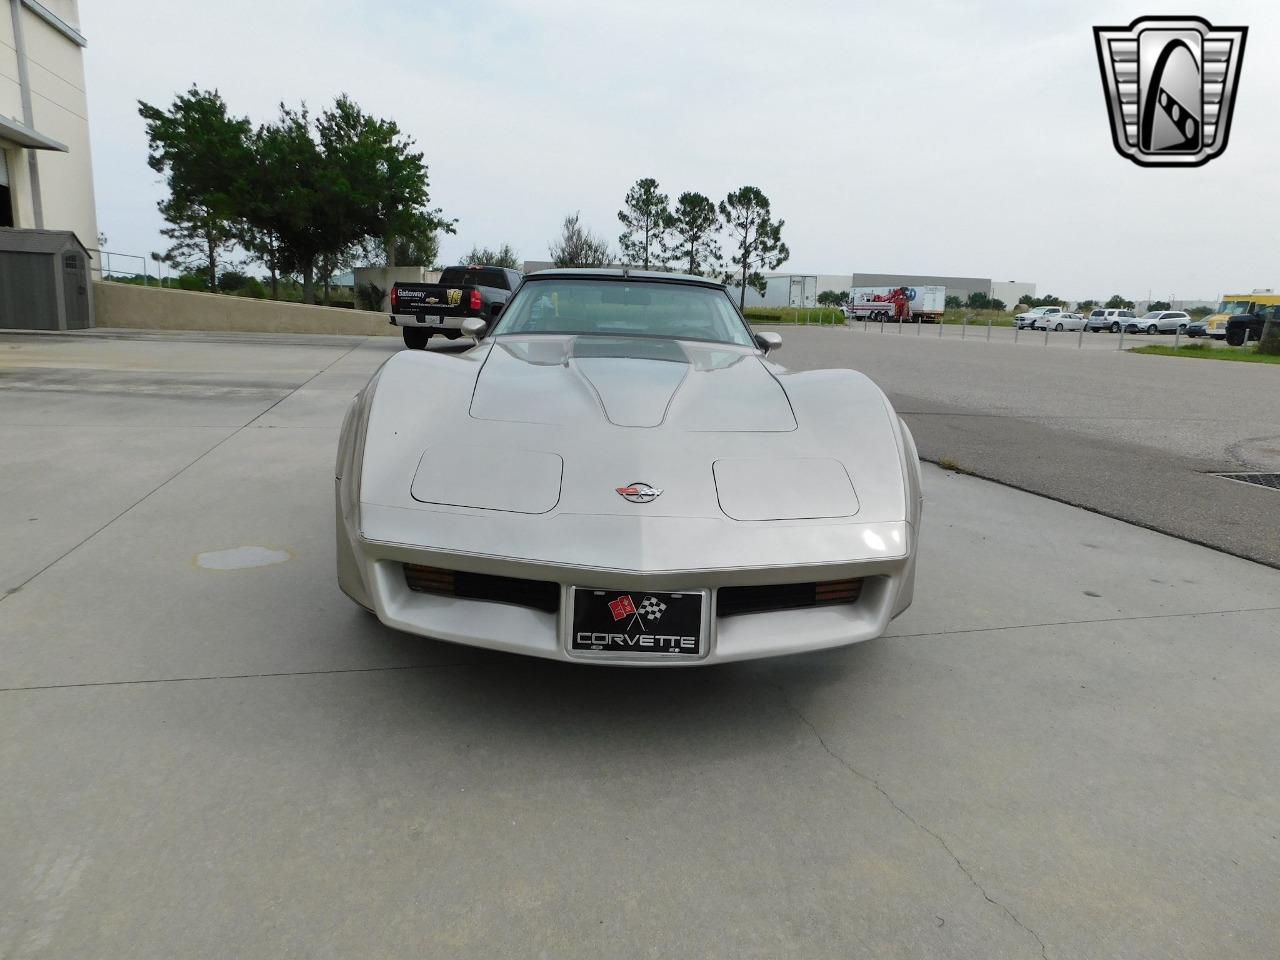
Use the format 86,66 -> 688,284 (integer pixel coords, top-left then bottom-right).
0,1 -> 97,256
733,272 -> 1038,308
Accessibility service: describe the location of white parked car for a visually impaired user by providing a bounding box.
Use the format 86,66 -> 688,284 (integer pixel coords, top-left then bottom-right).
1123,310 -> 1192,335
1014,306 -> 1062,329
1033,312 -> 1087,332
336,269 -> 923,665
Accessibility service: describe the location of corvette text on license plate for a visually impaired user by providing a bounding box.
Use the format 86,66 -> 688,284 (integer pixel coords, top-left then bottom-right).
570,588 -> 703,656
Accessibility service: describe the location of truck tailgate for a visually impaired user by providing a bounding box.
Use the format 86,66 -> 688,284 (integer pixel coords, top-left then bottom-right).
393,284 -> 477,319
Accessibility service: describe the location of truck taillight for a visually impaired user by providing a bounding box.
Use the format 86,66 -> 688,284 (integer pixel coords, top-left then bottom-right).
469,290 -> 481,311
390,286 -> 398,311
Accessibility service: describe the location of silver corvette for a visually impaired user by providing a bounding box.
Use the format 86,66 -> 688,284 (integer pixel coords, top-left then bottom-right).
336,270 -> 923,665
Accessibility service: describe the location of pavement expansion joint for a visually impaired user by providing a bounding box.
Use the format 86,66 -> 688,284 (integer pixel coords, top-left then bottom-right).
0,340 -> 366,607
0,661 -> 477,694
775,683 -> 1051,960
887,604 -> 1280,641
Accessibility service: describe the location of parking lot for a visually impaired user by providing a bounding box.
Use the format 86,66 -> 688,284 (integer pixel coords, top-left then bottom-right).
3,328 -> 1280,959
784,321 -> 1280,567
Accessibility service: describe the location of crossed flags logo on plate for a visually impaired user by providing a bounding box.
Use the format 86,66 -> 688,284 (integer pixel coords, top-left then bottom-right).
609,594 -> 667,625
638,596 -> 667,621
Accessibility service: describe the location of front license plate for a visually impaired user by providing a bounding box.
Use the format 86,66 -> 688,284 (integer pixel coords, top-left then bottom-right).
570,588 -> 704,657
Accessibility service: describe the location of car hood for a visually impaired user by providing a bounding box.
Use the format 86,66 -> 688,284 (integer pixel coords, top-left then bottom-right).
357,336 -> 911,538
469,336 -> 797,432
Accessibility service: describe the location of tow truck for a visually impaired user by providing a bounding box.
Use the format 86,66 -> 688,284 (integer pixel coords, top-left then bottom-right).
845,286 -> 915,323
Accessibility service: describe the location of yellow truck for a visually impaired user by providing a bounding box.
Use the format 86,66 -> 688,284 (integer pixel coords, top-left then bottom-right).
1193,291 -> 1280,342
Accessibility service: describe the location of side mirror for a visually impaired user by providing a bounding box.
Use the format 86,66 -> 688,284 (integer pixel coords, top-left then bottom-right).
755,332 -> 782,354
489,301 -> 504,318
461,317 -> 487,341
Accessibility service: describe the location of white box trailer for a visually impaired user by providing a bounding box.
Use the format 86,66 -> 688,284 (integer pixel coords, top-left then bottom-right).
846,284 -> 946,322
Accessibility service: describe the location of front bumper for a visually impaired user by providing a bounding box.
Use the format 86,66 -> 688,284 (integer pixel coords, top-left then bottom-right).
337,493 -> 917,666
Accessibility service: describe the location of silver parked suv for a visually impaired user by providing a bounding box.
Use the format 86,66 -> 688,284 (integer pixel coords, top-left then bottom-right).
1123,311 -> 1192,335
1086,308 -> 1137,332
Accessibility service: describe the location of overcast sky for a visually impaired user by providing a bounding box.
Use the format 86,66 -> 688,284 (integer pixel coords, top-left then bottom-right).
81,1 -> 1277,301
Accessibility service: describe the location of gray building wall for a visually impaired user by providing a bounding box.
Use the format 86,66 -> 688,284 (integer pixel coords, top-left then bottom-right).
991,280 -> 1037,308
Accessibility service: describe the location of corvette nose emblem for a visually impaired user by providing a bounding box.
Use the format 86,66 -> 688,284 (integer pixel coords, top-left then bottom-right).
616,482 -> 662,503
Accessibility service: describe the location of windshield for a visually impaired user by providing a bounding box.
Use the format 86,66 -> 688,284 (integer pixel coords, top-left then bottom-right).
1217,300 -> 1253,315
491,279 -> 755,346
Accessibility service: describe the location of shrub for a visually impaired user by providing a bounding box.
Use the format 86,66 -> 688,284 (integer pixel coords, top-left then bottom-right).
356,282 -> 387,311
239,278 -> 267,299
1258,320 -> 1280,356
177,272 -> 210,292
218,270 -> 250,292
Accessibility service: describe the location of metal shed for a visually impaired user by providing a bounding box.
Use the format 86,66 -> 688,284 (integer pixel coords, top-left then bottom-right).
0,228 -> 94,331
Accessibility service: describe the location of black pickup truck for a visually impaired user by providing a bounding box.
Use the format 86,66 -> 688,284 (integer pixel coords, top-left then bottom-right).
1225,303 -> 1280,347
390,265 -> 522,349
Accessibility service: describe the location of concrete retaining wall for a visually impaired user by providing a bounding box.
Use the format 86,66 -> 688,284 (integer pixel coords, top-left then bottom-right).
93,281 -> 399,336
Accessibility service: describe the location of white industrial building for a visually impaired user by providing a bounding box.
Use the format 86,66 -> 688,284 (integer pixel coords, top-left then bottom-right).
1,0 -> 97,252
734,272 -> 1038,309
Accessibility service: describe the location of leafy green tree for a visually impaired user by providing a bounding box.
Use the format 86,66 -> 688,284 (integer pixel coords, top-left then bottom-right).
665,192 -> 720,276
617,178 -> 671,269
1077,299 -> 1097,312
990,298 -> 1007,312
1105,294 -> 1135,309
945,294 -> 963,309
239,116 -> 304,299
316,94 -> 454,269
1148,300 -> 1171,311
719,186 -> 789,310
138,87 -> 252,290
460,243 -> 521,269
1024,294 -> 1064,308
550,212 -> 610,267
247,104 -> 337,304
380,232 -> 440,268
817,290 -> 849,306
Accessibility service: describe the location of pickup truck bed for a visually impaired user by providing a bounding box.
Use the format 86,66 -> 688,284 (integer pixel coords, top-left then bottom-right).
391,266 -> 522,349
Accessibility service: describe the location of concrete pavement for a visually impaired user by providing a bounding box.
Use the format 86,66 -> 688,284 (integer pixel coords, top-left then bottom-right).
2,329 -> 1279,959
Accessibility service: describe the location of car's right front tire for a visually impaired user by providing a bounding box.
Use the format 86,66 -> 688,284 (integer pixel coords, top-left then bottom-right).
403,328 -> 431,350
